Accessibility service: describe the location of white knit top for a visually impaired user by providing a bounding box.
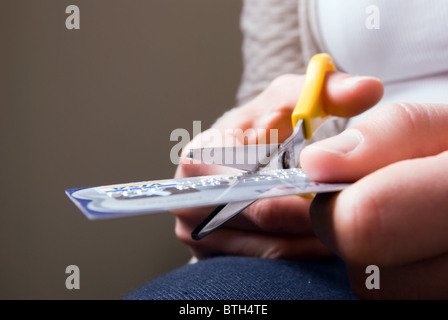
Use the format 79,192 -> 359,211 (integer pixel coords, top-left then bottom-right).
236,0 -> 448,130
316,0 -> 448,124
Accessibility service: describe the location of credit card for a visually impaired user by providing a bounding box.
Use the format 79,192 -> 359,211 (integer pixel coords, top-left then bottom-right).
65,168 -> 349,220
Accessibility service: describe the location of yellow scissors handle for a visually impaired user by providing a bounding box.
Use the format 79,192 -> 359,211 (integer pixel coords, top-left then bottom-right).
291,53 -> 336,140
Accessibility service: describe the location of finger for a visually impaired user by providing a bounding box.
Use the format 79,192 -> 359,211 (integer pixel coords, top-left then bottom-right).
194,73 -> 382,148
322,72 -> 384,117
301,103 -> 448,182
173,195 -> 313,236
178,73 -> 384,178
240,196 -> 314,234
238,72 -> 383,136
175,218 -> 333,260
310,151 -> 448,267
347,252 -> 448,299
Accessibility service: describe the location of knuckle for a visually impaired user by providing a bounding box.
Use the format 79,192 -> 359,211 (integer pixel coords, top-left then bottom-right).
385,102 -> 422,128
380,102 -> 436,134
245,199 -> 282,232
254,74 -> 304,135
264,74 -> 303,108
268,74 -> 300,91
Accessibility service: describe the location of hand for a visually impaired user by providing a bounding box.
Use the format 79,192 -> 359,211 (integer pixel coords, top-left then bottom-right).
301,102 -> 448,299
173,72 -> 384,260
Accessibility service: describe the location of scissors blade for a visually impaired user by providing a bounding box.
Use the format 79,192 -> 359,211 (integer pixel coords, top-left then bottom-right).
191,200 -> 255,240
191,54 -> 336,240
191,120 -> 307,240
187,144 -> 280,172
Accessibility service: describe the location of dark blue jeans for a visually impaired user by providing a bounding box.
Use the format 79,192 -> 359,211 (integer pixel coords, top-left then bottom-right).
124,256 -> 358,300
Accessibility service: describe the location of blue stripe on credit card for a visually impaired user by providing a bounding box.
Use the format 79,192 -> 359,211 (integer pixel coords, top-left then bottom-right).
65,168 -> 350,219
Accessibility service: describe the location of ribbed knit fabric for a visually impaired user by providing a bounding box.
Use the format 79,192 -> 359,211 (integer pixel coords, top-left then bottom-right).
123,256 -> 357,300
236,0 -> 306,106
232,0 -> 348,142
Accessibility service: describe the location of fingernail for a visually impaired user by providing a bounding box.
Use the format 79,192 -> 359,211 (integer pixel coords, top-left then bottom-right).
343,76 -> 381,86
307,129 -> 364,156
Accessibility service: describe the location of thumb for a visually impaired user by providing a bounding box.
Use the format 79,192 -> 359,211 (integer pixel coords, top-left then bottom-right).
300,102 -> 448,182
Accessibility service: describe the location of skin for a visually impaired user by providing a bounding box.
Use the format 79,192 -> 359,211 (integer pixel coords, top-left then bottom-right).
304,102 -> 448,299
172,71 -> 448,299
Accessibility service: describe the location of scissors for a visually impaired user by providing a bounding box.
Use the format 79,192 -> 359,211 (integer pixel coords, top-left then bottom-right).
187,53 -> 337,240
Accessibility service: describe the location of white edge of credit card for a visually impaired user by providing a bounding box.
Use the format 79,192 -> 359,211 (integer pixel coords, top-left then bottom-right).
65,168 -> 350,220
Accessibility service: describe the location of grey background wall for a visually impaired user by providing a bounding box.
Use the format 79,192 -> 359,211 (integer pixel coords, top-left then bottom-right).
1,0 -> 243,299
